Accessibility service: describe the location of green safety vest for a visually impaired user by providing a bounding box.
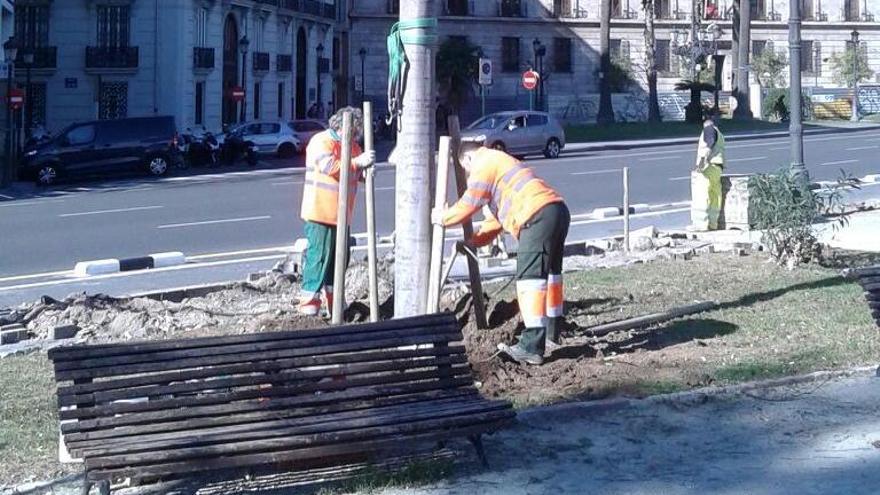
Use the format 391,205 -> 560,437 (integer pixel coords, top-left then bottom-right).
696,125 -> 726,168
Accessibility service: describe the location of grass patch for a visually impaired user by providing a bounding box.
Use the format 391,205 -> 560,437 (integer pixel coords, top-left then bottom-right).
564,119 -> 791,143
713,361 -> 793,383
0,352 -> 70,486
316,459 -> 455,495
631,380 -> 686,396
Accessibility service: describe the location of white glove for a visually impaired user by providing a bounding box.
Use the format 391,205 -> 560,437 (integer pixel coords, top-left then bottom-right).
431,207 -> 446,226
353,150 -> 376,169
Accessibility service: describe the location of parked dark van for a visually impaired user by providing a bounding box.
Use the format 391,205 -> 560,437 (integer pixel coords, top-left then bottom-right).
19,116 -> 180,185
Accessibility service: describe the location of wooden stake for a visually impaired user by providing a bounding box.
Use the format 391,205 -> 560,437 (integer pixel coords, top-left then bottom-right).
585,301 -> 718,337
363,102 -> 379,322
623,167 -> 630,253
331,112 -> 354,325
427,136 -> 452,314
447,116 -> 488,329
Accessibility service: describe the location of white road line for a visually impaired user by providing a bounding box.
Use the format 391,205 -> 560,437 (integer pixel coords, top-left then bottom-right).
571,168 -> 621,176
728,156 -> 767,163
0,269 -> 72,283
59,205 -> 164,217
769,146 -> 789,151
638,156 -> 683,161
270,180 -> 304,186
820,159 -> 859,167
157,215 -> 272,229
0,193 -> 13,199
188,246 -> 294,261
570,207 -> 691,227
375,186 -> 396,191
0,199 -> 65,208
668,176 -> 691,181
846,146 -> 879,151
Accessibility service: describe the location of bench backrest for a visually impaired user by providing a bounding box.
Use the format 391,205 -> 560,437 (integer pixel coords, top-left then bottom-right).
855,266 -> 880,327
48,313 -> 473,450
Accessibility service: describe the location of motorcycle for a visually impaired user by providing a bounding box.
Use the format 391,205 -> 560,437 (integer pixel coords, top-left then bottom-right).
220,130 -> 258,167
180,127 -> 220,168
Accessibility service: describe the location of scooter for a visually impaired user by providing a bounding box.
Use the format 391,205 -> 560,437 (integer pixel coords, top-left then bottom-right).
181,127 -> 220,168
220,133 -> 258,167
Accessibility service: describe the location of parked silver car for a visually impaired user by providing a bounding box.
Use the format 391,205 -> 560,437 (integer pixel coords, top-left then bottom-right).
461,111 -> 566,159
217,121 -> 302,158
290,119 -> 328,148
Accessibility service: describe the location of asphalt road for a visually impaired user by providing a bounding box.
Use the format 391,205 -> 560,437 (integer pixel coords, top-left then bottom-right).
1,127 -> 880,307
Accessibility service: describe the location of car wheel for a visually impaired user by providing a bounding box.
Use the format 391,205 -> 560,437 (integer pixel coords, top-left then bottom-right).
544,138 -> 561,159
147,156 -> 169,176
492,142 -> 506,152
36,165 -> 58,186
278,142 -> 296,159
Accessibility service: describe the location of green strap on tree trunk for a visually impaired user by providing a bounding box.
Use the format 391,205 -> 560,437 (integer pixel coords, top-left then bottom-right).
385,17 -> 438,130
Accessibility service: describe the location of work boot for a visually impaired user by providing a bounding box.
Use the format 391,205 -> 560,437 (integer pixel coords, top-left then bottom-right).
297,298 -> 321,316
497,342 -> 544,366
544,339 -> 562,357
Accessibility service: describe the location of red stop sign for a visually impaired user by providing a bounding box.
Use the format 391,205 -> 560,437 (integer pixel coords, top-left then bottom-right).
522,70 -> 539,91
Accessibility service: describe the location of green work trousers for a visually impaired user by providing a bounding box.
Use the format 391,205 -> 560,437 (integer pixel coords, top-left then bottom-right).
301,221 -> 349,299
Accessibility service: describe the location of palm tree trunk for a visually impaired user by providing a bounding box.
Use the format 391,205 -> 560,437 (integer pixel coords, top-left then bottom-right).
644,0 -> 661,122
597,0 -> 615,124
734,0 -> 753,118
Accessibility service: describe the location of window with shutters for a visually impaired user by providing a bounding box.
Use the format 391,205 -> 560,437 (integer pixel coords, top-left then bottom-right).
554,0 -> 572,17
801,0 -> 814,20
813,41 -> 822,77
553,37 -> 572,73
447,0 -> 469,16
801,40 -> 814,73
752,40 -> 767,58
654,0 -> 672,18
278,82 -> 285,118
751,0 -> 767,19
99,81 -> 128,120
502,37 -> 520,72
195,81 -> 205,125
15,5 -> 49,50
255,18 -> 265,52
610,39 -> 630,61
254,82 -> 262,120
387,0 -> 400,14
501,0 -> 523,17
97,5 -> 130,48
844,0 -> 859,20
27,82 -> 47,128
611,0 -> 623,17
195,8 -> 208,46
655,39 -> 672,75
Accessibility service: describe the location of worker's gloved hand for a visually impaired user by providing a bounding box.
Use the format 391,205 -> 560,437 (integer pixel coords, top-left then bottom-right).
353,150 -> 376,169
431,207 -> 445,226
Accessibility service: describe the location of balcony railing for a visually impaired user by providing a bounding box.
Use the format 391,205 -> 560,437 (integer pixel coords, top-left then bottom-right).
277,54 -> 292,72
193,47 -> 215,70
15,46 -> 57,69
500,0 -> 525,17
85,46 -> 139,69
253,52 -> 270,72
277,0 -> 337,18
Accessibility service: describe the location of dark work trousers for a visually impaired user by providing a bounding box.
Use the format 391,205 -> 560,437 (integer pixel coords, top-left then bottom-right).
515,201 -> 571,355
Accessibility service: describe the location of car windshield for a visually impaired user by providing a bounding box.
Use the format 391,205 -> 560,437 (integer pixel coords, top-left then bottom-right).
468,115 -> 507,130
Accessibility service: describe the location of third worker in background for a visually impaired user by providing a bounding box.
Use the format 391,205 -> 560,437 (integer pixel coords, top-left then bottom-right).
690,112 -> 725,231
298,107 -> 375,316
433,142 -> 570,366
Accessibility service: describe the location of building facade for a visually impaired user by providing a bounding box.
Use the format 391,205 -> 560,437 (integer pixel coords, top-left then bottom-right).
349,0 -> 880,123
12,0 -> 339,134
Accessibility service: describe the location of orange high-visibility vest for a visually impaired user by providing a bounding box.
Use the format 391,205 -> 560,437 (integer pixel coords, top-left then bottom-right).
300,130 -> 362,225
443,148 -> 563,241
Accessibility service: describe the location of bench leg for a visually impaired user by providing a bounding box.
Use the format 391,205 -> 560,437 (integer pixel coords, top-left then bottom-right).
469,434 -> 488,468
81,478 -> 92,495
97,480 -> 111,495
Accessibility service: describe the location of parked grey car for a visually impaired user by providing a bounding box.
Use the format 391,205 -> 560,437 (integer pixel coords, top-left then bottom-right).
461,111 -> 566,159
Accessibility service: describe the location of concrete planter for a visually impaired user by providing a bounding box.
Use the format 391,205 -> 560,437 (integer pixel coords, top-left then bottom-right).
720,174 -> 754,231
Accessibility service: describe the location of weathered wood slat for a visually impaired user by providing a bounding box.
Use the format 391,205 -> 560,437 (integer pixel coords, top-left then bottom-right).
61,366 -> 472,421
88,421 -> 511,481
86,410 -> 514,469
76,399 -> 508,459
56,332 -> 463,382
857,276 -> 880,286
54,323 -> 458,372
60,354 -> 468,407
66,393 -> 482,448
57,345 -> 465,397
49,314 -> 453,361
861,282 -> 880,292
62,379 -> 476,434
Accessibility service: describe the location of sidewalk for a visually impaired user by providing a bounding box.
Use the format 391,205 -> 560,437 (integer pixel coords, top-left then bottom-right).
816,208 -> 880,252
565,121 -> 880,153
378,370 -> 880,495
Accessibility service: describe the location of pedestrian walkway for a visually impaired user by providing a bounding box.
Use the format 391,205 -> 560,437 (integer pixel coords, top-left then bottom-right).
378,370 -> 880,495
817,208 -> 880,252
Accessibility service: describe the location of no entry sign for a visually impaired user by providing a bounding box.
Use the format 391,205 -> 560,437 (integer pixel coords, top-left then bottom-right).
7,88 -> 24,110
522,70 -> 539,91
229,86 -> 245,101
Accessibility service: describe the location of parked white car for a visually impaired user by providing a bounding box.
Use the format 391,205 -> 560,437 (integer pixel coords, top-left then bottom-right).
217,121 -> 302,158
290,119 -> 328,148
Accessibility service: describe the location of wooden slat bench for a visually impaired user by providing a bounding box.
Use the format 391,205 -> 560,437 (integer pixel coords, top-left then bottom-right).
854,265 -> 880,328
48,313 -> 514,495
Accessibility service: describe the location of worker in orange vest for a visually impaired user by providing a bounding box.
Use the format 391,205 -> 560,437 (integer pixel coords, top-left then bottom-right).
432,143 -> 570,365
298,107 -> 375,316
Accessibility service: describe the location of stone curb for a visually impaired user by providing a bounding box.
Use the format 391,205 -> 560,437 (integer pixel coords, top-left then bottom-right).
516,365 -> 877,424
73,252 -> 186,276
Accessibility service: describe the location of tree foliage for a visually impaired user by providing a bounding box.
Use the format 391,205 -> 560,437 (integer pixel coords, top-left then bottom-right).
435,37 -> 479,116
752,48 -> 788,88
830,46 -> 874,88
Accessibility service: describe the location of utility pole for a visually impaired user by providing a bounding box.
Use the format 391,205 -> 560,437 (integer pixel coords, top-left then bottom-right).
789,0 -> 807,183
850,29 -> 860,122
395,0 -> 436,318
733,0 -> 752,119
597,0 -> 614,124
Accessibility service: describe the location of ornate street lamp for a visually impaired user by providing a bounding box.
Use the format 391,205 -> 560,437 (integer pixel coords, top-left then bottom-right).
2,37 -> 19,187
850,29 -> 860,122
239,36 -> 250,123
532,38 -> 546,110
23,50 -> 34,140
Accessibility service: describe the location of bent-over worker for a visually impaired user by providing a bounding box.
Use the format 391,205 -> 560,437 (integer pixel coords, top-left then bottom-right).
432,143 -> 570,365
298,107 -> 375,316
690,112 -> 726,231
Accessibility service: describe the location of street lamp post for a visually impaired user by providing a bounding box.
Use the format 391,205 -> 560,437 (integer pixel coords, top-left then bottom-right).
358,47 -> 366,104
850,29 -> 860,122
239,36 -> 249,123
23,50 -> 33,141
532,38 -> 546,111
2,37 -> 18,188
316,43 -> 324,118
789,0 -> 807,183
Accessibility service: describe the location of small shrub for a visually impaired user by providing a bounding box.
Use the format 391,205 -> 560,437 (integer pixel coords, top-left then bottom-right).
749,170 -> 858,269
762,88 -> 812,122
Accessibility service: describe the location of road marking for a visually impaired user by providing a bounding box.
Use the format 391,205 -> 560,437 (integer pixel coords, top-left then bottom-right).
270,180 -> 304,186
0,269 -> 72,283
638,156 -> 683,162
820,159 -> 858,167
59,205 -> 164,217
570,168 -> 621,176
375,186 -> 396,191
728,156 -> 767,163
157,215 -> 272,229
0,193 -> 13,199
769,146 -> 789,151
570,207 -> 691,227
846,146 -> 879,151
668,176 -> 691,181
